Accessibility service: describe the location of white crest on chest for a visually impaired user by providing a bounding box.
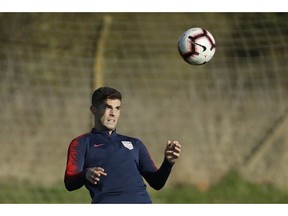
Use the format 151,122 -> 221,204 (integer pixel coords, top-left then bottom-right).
121,141 -> 134,150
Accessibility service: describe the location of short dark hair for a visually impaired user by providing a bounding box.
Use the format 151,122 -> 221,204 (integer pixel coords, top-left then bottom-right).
91,87 -> 122,106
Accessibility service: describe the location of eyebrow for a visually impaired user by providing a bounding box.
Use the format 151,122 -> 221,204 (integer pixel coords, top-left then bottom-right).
105,104 -> 121,109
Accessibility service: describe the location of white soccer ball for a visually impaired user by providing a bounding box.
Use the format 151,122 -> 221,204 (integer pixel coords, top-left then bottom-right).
178,27 -> 216,65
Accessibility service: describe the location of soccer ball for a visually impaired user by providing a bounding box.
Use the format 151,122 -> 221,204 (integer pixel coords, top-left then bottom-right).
178,27 -> 216,65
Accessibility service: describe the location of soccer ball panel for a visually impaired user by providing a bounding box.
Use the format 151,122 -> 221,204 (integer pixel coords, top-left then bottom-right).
178,27 -> 216,65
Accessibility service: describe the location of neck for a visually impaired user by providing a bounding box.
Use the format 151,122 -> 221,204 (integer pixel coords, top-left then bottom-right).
93,127 -> 115,135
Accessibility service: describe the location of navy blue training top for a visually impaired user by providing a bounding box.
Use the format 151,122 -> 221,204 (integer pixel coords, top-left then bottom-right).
64,128 -> 173,203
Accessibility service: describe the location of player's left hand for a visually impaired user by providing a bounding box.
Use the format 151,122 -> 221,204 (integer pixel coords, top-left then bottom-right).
165,140 -> 181,165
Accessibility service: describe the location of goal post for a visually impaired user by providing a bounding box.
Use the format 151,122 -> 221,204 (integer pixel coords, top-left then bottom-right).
92,15 -> 113,90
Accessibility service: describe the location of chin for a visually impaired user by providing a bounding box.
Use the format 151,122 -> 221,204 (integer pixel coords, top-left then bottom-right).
105,125 -> 116,131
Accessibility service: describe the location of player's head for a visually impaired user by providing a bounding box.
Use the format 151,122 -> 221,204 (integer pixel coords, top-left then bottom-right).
90,87 -> 122,133
91,87 -> 122,107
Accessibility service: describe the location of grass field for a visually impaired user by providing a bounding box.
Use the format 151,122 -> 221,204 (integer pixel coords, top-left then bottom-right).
1,171 -> 288,204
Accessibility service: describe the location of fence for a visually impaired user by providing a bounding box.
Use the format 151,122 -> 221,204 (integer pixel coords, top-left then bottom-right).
0,13 -> 288,202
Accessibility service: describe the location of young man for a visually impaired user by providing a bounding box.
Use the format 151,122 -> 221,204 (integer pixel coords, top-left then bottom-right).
64,87 -> 181,203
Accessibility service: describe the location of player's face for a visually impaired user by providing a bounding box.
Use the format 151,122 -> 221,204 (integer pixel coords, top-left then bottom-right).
91,99 -> 121,133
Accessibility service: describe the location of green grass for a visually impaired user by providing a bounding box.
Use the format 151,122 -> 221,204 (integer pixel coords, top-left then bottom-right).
151,171 -> 288,203
0,180 -> 91,204
1,171 -> 288,203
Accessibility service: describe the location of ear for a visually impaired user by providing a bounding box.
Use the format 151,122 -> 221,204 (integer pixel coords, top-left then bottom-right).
90,105 -> 96,115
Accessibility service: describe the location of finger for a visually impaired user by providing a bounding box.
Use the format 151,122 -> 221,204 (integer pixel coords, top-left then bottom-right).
166,144 -> 181,153
91,176 -> 100,182
94,167 -> 105,172
88,175 -> 98,184
172,152 -> 180,157
173,146 -> 181,153
172,141 -> 181,148
167,140 -> 172,147
98,171 -> 107,176
172,142 -> 181,151
165,149 -> 174,155
92,168 -> 107,176
166,151 -> 177,158
167,148 -> 180,156
167,150 -> 179,157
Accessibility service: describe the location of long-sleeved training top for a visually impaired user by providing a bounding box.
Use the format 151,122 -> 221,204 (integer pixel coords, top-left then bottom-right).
64,128 -> 173,203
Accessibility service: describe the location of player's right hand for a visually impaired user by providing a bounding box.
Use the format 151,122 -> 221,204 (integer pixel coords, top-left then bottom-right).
85,167 -> 107,185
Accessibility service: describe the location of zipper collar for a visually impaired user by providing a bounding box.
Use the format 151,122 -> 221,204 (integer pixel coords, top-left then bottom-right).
91,128 -> 117,137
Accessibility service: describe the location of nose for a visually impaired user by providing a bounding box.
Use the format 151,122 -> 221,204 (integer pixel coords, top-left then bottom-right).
109,109 -> 115,116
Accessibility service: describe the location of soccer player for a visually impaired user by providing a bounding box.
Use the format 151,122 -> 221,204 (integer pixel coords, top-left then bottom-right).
64,87 -> 181,203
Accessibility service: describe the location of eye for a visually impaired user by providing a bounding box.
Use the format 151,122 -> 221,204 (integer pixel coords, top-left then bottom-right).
105,104 -> 113,109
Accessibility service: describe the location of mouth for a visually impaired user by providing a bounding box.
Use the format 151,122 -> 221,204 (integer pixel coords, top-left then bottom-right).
107,119 -> 116,124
